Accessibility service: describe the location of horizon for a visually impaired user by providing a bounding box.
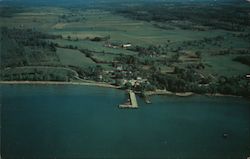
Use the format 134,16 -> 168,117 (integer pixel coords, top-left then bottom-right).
1,0 -> 248,5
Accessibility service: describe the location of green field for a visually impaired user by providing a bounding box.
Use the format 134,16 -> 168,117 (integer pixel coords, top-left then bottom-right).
1,3 -> 249,96
56,47 -> 96,68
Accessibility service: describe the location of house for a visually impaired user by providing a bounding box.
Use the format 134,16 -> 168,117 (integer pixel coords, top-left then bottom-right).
105,43 -> 119,49
116,66 -> 123,71
137,77 -> 142,80
98,75 -> 103,80
105,41 -> 132,49
122,43 -> 132,48
131,79 -> 138,85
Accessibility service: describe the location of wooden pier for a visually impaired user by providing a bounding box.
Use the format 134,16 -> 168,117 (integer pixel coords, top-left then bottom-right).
119,90 -> 138,109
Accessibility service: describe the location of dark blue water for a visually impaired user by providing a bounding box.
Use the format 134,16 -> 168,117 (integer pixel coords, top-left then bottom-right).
1,84 -> 250,159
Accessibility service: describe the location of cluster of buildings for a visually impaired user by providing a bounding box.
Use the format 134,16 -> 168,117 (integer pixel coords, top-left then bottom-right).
114,65 -> 149,87
99,65 -> 149,88
104,42 -> 132,49
120,77 -> 149,87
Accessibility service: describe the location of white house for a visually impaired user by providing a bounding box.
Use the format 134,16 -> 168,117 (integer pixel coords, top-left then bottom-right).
122,44 -> 132,48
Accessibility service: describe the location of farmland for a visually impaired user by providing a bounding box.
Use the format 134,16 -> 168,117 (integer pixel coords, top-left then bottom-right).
0,0 -> 250,97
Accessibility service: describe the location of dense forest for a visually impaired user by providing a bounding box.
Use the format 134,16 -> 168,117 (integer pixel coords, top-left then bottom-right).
115,1 -> 250,31
0,28 -> 77,81
0,27 -> 61,67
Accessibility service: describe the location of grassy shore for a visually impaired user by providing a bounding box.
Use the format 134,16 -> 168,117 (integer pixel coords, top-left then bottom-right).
0,81 -> 195,97
145,89 -> 194,97
1,81 -> 246,98
145,89 -> 244,98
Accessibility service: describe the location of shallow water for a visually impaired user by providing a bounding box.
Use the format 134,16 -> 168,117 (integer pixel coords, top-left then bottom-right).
1,84 -> 250,159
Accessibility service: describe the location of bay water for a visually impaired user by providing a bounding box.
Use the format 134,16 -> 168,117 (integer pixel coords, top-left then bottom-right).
1,84 -> 250,159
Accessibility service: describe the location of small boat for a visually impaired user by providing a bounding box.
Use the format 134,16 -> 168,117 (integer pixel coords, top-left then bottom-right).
223,133 -> 229,138
145,99 -> 152,104
144,96 -> 152,104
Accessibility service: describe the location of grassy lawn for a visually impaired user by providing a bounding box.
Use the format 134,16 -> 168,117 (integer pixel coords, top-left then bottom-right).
56,48 -> 96,68
203,54 -> 250,77
48,9 -> 229,46
52,39 -> 137,55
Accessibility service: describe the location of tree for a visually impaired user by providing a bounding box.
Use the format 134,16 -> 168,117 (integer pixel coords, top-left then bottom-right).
85,52 -> 93,58
124,82 -> 133,90
195,51 -> 202,58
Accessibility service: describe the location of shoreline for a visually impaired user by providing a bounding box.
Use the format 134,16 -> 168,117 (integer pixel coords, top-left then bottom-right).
145,89 -> 195,97
0,81 -> 119,89
0,81 -> 246,98
144,89 -> 243,98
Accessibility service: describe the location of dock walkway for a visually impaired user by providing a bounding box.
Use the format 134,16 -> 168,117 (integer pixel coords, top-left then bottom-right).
119,90 -> 138,109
